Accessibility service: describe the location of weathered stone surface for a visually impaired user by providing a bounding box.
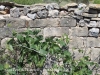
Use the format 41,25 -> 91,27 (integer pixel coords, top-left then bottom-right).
60,17 -> 76,27
89,28 -> 99,37
79,19 -> 87,26
10,7 -> 20,18
88,21 -> 97,27
0,28 -> 13,38
37,10 -> 48,18
68,37 -> 84,48
29,18 -> 59,27
74,9 -> 83,15
29,6 -> 45,13
98,13 -> 100,17
50,3 -> 59,9
70,27 -> 88,36
91,18 -> 100,21
82,13 -> 97,18
48,10 -> 59,17
6,18 -> 25,28
0,5 -> 5,11
59,11 -> 68,16
1,38 -> 11,48
0,19 -> 6,27
27,13 -> 37,20
89,4 -> 100,10
65,3 -> 77,7
85,37 -> 97,47
43,27 -> 69,37
23,7 -> 29,15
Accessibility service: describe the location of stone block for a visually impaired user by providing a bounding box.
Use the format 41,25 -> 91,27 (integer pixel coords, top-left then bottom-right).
89,28 -> 99,37
43,27 -> 69,37
89,4 -> 100,10
68,37 -> 84,49
0,19 -> 6,27
60,17 -> 76,27
70,27 -> 88,36
6,17 -> 25,28
0,28 -> 14,38
29,18 -> 59,27
84,37 -> 100,47
1,38 -> 11,48
10,7 -> 20,18
82,13 -> 97,18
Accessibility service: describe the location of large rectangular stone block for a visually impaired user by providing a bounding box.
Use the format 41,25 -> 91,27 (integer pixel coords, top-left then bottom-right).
70,27 -> 88,37
6,17 -> 25,28
43,27 -> 69,37
60,17 -> 76,27
83,37 -> 100,48
68,37 -> 84,49
29,18 -> 59,27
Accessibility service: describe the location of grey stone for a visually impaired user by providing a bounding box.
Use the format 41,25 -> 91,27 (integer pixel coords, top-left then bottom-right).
68,37 -> 84,49
1,38 -> 11,48
84,18 -> 90,22
43,27 -> 69,37
23,7 -> 29,15
59,11 -> 68,16
46,4 -> 54,10
29,18 -> 59,27
65,3 -> 77,7
98,13 -> 100,17
97,21 -> 100,27
70,27 -> 88,36
74,9 -> 83,15
85,37 -> 97,47
0,19 -> 6,28
78,3 -> 87,9
0,28 -> 13,38
73,15 -> 83,19
60,17 -> 76,27
82,13 -> 97,18
88,21 -> 97,27
91,18 -> 100,21
37,10 -> 48,18
10,7 -> 20,18
6,17 -> 25,28
89,28 -> 99,37
27,13 -> 37,20
50,3 -> 59,9
48,10 -> 59,17
0,5 -> 5,11
29,6 -> 45,13
79,19 -> 86,26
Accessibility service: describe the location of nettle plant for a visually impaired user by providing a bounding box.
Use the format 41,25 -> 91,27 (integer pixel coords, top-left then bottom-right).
0,29 -> 98,75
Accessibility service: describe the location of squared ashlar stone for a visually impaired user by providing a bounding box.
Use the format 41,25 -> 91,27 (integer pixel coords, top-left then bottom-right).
6,17 -> 26,28
68,37 -> 84,49
70,27 -> 88,37
29,18 -> 60,27
83,37 -> 100,48
60,17 -> 76,27
43,27 -> 69,37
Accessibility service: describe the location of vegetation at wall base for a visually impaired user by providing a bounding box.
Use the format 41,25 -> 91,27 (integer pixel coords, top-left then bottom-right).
0,29 -> 99,75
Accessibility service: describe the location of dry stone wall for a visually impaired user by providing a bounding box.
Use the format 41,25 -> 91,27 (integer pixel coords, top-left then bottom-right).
1,2 -> 100,66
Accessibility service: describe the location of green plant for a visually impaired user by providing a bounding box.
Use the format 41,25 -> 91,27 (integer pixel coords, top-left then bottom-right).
0,29 -> 98,75
94,0 -> 100,4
